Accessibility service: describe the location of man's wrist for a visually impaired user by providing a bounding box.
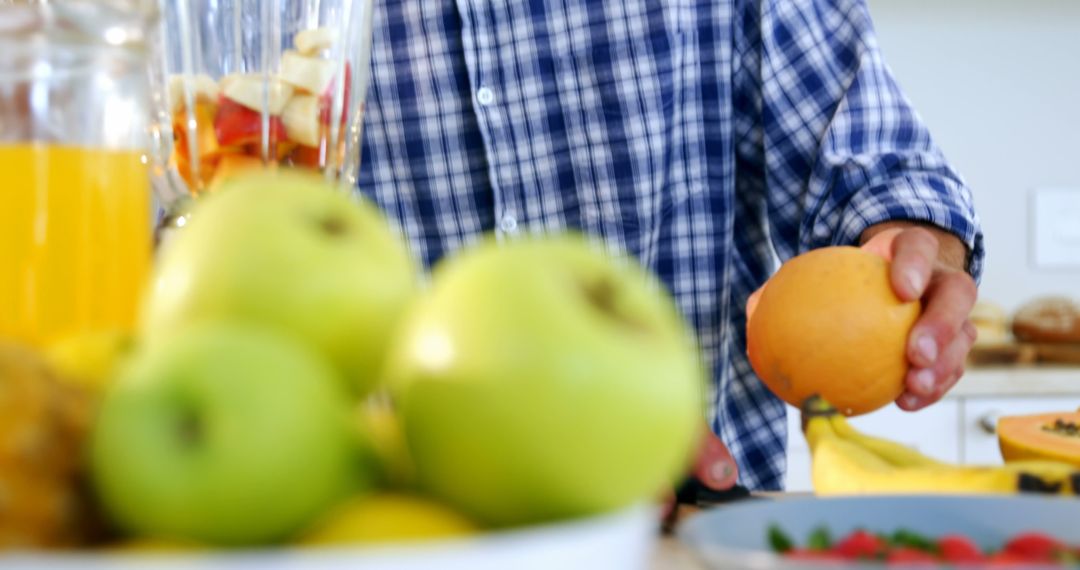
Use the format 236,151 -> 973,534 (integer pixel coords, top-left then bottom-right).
860,221 -> 969,272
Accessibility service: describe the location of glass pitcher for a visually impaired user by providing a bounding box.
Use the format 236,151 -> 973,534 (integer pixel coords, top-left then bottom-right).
0,1 -> 158,347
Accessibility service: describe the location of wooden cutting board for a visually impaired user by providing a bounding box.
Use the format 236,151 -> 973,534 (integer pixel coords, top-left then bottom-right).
969,342 -> 1080,366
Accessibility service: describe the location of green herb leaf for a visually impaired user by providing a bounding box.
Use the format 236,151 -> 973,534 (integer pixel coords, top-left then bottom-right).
807,526 -> 833,551
768,524 -> 795,553
889,529 -> 936,553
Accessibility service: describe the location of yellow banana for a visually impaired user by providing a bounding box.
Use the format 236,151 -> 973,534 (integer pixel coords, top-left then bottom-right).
811,436 -> 1045,496
803,409 -> 837,451
1000,460 -> 1080,494
826,413 -> 945,469
801,396 -> 1080,497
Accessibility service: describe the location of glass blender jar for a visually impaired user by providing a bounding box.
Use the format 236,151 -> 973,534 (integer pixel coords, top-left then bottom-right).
149,0 -> 377,210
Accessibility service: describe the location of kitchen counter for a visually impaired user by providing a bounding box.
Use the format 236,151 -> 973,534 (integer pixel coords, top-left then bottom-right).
949,365 -> 1080,397
648,494 -> 804,569
651,537 -> 706,569
650,505 -> 710,570
651,537 -> 707,570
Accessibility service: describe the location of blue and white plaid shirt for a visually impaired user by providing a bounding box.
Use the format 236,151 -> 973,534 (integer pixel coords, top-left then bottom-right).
357,0 -> 984,490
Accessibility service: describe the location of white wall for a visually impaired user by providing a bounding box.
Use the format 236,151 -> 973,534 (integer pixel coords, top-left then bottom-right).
867,0 -> 1080,311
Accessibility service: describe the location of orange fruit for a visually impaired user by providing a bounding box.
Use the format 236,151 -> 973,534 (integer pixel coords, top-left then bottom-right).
747,246 -> 920,416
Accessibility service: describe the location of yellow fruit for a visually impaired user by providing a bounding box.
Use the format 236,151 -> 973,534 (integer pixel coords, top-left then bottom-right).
0,341 -> 95,548
299,494 -> 478,547
811,436 -> 1027,496
44,329 -> 133,394
998,412 -> 1080,468
355,395 -> 414,488
826,412 -> 945,469
747,247 -> 920,416
803,399 -> 1080,497
107,537 -> 205,554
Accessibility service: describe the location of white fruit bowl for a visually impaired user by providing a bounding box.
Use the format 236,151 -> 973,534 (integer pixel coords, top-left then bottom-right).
0,504 -> 657,570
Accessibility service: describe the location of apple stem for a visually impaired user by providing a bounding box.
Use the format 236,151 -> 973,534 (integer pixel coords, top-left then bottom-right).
582,279 -> 646,332
179,412 -> 203,446
318,215 -> 348,237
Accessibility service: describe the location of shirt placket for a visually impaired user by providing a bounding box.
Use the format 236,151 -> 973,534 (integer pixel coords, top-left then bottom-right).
457,0 -> 521,239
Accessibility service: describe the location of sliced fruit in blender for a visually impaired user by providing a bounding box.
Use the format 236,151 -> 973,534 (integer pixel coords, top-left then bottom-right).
172,102 -> 222,189
215,97 -> 287,148
220,75 -> 294,115
164,26 -> 355,194
290,144 -> 323,169
282,95 -> 323,148
167,74 -> 220,114
294,27 -> 338,55
281,50 -> 337,95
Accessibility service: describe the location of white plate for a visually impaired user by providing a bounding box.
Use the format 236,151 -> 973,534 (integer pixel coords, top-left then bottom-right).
1,504 -> 658,570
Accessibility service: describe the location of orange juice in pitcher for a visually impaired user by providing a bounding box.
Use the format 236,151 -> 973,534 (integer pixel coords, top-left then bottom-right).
0,3 -> 158,347
0,145 -> 152,346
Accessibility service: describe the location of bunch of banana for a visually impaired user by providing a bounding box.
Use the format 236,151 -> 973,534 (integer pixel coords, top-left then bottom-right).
802,397 -> 1080,496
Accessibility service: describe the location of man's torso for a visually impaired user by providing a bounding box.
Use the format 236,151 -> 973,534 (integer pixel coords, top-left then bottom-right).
357,0 -> 789,489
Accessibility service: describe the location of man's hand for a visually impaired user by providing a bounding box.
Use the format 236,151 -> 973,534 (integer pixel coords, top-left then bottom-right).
745,223 -> 977,412
660,425 -> 739,522
860,223 -> 977,411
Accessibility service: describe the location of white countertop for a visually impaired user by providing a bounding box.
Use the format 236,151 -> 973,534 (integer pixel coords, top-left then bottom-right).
949,366 -> 1080,398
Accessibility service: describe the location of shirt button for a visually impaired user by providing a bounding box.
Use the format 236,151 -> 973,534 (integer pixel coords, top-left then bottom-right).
476,86 -> 495,106
499,214 -> 518,234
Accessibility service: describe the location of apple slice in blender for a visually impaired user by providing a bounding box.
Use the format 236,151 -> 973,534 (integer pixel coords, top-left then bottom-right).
280,50 -> 337,95
294,27 -> 338,56
282,95 -> 323,148
220,74 -> 294,115
167,74 -> 219,114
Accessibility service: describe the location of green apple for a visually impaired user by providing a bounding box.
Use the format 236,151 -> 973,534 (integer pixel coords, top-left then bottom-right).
90,322 -> 366,546
140,170 -> 419,396
382,234 -> 705,527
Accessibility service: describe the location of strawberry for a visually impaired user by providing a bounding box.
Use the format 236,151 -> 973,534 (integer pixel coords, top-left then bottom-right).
937,534 -> 986,564
833,529 -> 884,560
1004,532 -> 1065,562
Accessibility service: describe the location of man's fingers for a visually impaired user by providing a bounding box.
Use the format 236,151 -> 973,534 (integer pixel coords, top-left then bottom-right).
889,227 -> 940,302
907,269 -> 977,369
860,226 -> 904,261
692,430 -> 739,490
659,490 -> 677,522
746,286 -> 763,324
898,320 -> 975,410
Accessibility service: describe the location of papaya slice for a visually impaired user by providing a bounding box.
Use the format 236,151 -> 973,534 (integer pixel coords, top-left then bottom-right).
998,412 -> 1080,468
